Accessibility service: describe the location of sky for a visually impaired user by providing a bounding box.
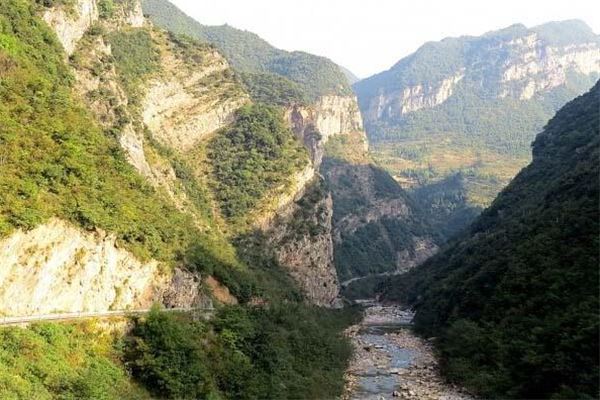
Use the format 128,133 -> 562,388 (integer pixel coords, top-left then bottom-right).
170,0 -> 600,78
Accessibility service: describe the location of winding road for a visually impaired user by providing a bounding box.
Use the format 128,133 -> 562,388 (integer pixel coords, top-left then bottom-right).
0,307 -> 214,326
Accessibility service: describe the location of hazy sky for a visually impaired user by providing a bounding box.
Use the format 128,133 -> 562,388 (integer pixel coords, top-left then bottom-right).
171,0 -> 600,78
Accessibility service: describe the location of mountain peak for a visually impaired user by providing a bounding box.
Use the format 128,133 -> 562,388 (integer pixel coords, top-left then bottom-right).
532,19 -> 599,45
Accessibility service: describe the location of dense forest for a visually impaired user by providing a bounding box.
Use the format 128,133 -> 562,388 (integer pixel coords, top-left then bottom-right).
207,104 -> 309,224
0,304 -> 360,399
125,305 -> 359,399
381,82 -> 600,398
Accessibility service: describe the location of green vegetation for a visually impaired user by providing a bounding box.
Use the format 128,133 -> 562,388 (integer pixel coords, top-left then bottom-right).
322,158 -> 440,281
239,72 -> 308,106
1,2 -> 361,400
0,305 -> 360,400
98,0 -> 115,19
381,83 -> 600,398
140,0 -> 352,102
323,131 -> 370,164
0,0 -> 201,263
34,0 -> 75,8
0,321 -> 146,399
411,173 -> 482,238
283,178 -> 329,239
355,20 -> 600,234
126,305 -> 360,399
183,232 -> 304,304
207,104 -> 308,223
108,28 -> 160,103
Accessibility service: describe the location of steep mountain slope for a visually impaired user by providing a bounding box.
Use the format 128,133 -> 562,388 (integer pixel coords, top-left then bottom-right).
2,0 -> 350,311
284,95 -> 442,287
137,0 -> 443,290
323,157 -> 439,283
355,20 -> 600,233
0,0 -> 366,397
141,0 -> 352,102
382,82 -> 599,398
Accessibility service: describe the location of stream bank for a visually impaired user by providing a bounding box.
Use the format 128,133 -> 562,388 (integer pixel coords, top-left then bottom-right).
343,304 -> 473,400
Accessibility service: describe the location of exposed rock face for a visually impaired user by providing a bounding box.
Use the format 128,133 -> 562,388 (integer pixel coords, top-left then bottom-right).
323,161 -> 439,281
43,0 -> 99,55
500,40 -> 600,99
0,219 -> 205,317
142,48 -> 248,152
262,94 -> 370,305
356,21 -> 600,123
162,269 -> 212,309
395,238 -> 438,273
368,70 -> 464,119
43,0 -> 146,55
40,0 -> 418,310
286,95 -> 367,167
268,183 -> 340,306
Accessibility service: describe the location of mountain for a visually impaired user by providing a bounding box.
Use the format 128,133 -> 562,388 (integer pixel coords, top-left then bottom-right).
339,65 -> 360,84
141,0 -> 352,103
0,0 -> 367,397
381,82 -> 600,398
139,0 -> 441,287
0,0 -> 442,397
355,20 -> 600,233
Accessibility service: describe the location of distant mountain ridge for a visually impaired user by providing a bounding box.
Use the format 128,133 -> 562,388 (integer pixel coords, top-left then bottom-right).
354,19 -> 600,234
381,81 -> 600,399
357,20 -> 599,115
141,0 -> 353,102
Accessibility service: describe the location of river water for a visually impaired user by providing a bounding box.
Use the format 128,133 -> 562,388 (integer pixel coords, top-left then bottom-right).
343,304 -> 473,400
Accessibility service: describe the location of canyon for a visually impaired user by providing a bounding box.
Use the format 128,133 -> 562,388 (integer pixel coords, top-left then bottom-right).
0,1 -> 597,398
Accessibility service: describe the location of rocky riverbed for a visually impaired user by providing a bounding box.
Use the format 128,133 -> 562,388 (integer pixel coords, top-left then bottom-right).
343,305 -> 473,400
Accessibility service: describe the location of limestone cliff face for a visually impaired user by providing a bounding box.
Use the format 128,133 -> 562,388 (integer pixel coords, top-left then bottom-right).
267,186 -> 339,306
265,94 -> 370,305
286,95 -> 367,167
42,0 -> 145,55
57,0 -> 249,227
142,48 -> 249,152
499,37 -> 600,99
41,0 -> 337,309
0,219 -> 208,317
39,0 -> 419,310
43,0 -> 99,55
367,71 -> 464,119
356,21 -> 600,123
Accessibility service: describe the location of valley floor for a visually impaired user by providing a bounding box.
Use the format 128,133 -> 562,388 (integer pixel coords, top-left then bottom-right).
343,305 -> 473,400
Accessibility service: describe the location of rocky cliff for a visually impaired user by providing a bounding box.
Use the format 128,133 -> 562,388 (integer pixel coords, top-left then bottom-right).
322,159 -> 439,283
354,20 -> 600,235
0,219 -> 208,317
0,0 -> 246,315
357,21 -> 600,123
265,181 -> 340,307
0,0 -> 356,311
1,0 -> 439,313
286,94 -> 366,167
141,46 -> 248,152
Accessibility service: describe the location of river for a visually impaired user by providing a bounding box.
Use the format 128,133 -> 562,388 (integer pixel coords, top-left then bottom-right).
343,304 -> 473,400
